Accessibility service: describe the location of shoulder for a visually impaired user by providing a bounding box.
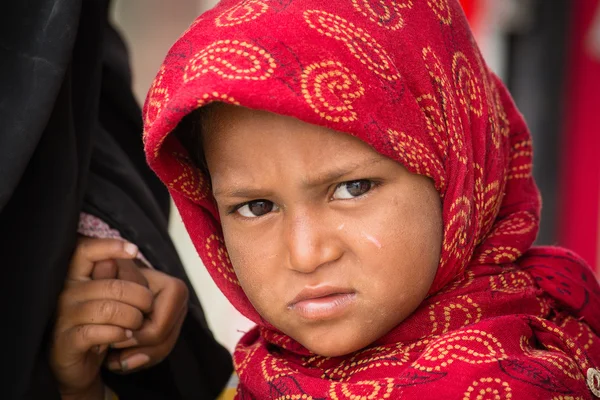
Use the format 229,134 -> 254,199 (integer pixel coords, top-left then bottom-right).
403,321 -> 595,399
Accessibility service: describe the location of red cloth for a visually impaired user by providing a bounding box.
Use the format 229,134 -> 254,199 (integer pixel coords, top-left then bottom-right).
458,0 -> 485,37
559,0 -> 600,273
143,0 -> 600,397
458,0 -> 480,28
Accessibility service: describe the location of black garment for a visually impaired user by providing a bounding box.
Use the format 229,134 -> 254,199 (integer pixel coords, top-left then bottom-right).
0,1 -> 232,399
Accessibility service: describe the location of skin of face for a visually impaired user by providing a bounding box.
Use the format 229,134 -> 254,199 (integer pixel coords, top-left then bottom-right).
201,103 -> 443,357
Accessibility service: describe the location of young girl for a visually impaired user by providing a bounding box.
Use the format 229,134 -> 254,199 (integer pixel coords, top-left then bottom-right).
142,0 -> 600,397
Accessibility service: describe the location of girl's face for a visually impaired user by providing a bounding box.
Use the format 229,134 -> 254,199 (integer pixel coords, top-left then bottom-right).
202,104 -> 443,357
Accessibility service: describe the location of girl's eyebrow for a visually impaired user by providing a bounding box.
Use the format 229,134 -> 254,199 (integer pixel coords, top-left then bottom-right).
301,157 -> 385,188
213,187 -> 275,199
212,156 -> 385,199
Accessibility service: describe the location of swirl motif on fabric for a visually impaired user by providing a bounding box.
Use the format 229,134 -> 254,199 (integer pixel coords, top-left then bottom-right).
560,317 -> 595,351
206,234 -> 240,286
387,129 -> 445,191
262,327 -> 297,352
474,163 -> 503,239
261,355 -> 296,382
215,0 -> 268,27
477,246 -> 521,264
488,268 -> 536,293
351,0 -> 413,30
529,317 -> 590,372
323,344 -> 410,380
198,92 -> 239,107
304,10 -> 400,81
145,66 -> 169,136
167,152 -> 210,203
301,60 -> 365,123
416,93 -> 449,159
429,295 -> 482,335
489,81 -> 511,149
520,336 -> 583,380
412,329 -> 507,372
441,196 -> 472,274
329,378 -> 396,399
468,48 -> 510,151
234,342 -> 260,378
183,40 -> 276,83
488,211 -> 537,238
427,0 -> 452,25
422,46 -> 467,165
463,378 -> 512,400
452,52 -> 484,119
508,138 -> 533,180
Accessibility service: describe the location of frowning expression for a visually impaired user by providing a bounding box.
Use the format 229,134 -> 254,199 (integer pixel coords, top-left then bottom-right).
201,103 -> 442,357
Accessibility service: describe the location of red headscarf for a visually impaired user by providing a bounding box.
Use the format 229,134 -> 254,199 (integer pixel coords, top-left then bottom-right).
143,0 -> 600,397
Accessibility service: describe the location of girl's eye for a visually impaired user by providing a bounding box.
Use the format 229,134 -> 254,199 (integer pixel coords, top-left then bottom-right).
332,180 -> 374,200
236,200 -> 278,218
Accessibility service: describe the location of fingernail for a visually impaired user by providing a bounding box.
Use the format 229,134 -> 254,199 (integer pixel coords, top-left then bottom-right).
121,353 -> 150,371
125,329 -> 133,338
123,242 -> 138,257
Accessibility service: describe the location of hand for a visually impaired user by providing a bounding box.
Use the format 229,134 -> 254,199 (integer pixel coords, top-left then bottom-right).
89,257 -> 150,355
50,238 -> 154,399
104,267 -> 189,373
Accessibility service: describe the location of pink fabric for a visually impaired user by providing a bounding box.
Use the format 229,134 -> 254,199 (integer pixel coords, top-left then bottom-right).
78,212 -> 123,240
78,212 -> 152,268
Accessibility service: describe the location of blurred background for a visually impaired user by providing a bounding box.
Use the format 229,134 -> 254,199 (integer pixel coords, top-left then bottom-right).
111,0 -> 600,352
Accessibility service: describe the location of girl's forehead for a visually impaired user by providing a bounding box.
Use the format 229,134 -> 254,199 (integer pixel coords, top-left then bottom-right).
201,103 -> 360,146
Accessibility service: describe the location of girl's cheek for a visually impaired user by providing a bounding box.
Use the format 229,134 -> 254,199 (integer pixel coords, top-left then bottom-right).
361,231 -> 383,249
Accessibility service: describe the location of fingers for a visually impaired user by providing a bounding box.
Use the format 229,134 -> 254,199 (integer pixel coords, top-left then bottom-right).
63,299 -> 146,331
109,300 -> 187,349
115,258 -> 149,288
64,262 -> 190,375
69,238 -> 138,281
51,325 -> 132,372
132,269 -> 189,345
60,279 -> 153,314
91,259 -> 118,280
61,325 -> 133,355
106,308 -> 187,373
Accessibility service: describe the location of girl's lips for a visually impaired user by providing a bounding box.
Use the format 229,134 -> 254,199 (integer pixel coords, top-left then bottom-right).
288,287 -> 356,320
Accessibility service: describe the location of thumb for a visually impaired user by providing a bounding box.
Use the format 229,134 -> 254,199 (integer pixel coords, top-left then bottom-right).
115,258 -> 149,288
91,259 -> 118,280
69,238 -> 138,281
